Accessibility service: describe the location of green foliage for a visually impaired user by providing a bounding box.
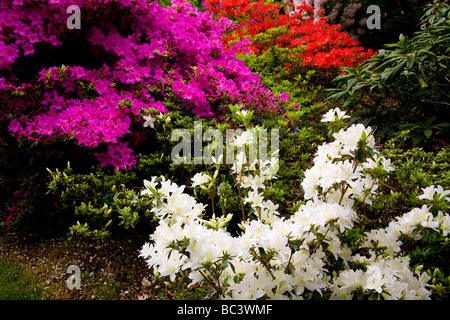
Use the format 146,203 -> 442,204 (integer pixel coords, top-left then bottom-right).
356,139 -> 449,222
327,1 -> 450,147
47,163 -> 157,238
347,139 -> 450,287
237,35 -> 326,98
399,117 -> 450,147
0,133 -> 96,236
427,267 -> 450,299
43,109 -> 235,237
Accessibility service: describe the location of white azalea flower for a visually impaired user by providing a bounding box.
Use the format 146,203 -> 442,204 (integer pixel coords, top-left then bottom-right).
143,114 -> 156,128
321,107 -> 350,122
191,172 -> 211,188
418,185 -> 450,201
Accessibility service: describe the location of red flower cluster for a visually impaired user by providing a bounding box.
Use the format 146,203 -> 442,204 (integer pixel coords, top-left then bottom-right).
204,0 -> 374,69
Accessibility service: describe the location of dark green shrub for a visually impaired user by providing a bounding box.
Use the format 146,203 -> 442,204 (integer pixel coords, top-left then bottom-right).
324,0 -> 433,50
327,1 -> 450,148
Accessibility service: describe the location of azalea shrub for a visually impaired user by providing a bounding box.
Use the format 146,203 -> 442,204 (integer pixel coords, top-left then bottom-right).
0,0 -> 287,231
372,141 -> 450,218
204,0 -> 374,76
139,108 -> 450,300
1,0 -> 284,169
46,162 -> 158,239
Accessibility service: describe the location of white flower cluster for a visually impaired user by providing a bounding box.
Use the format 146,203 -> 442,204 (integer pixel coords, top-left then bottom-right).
363,204 -> 450,254
302,123 -> 395,206
330,255 -> 432,300
139,112 -> 450,300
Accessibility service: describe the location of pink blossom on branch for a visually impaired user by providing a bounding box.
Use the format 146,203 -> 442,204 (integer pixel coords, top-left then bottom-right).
0,0 -> 284,171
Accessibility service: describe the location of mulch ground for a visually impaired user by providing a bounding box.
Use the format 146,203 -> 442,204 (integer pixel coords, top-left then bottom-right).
0,231 -> 155,300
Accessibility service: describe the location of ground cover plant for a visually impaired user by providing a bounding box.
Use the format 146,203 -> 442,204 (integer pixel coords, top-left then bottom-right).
0,0 -> 449,300
0,258 -> 42,299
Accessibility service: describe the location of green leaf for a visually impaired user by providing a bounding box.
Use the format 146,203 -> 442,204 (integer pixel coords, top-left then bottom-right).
436,122 -> 450,128
258,247 -> 267,258
386,59 -> 407,82
222,259 -> 228,269
289,240 -> 299,251
316,232 -> 325,241
418,77 -> 428,88
424,116 -> 436,127
329,223 -> 336,233
406,53 -> 416,69
356,148 -> 366,163
229,261 -> 236,274
412,134 -> 423,146
424,128 -> 433,139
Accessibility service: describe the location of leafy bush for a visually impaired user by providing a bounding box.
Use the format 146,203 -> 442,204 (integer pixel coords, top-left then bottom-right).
46,163 -> 155,238
327,1 -> 450,147
0,134 -> 95,235
234,37 -> 330,212
357,138 -> 450,279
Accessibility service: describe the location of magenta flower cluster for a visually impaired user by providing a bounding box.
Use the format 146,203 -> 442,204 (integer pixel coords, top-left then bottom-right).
0,0 -> 283,171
